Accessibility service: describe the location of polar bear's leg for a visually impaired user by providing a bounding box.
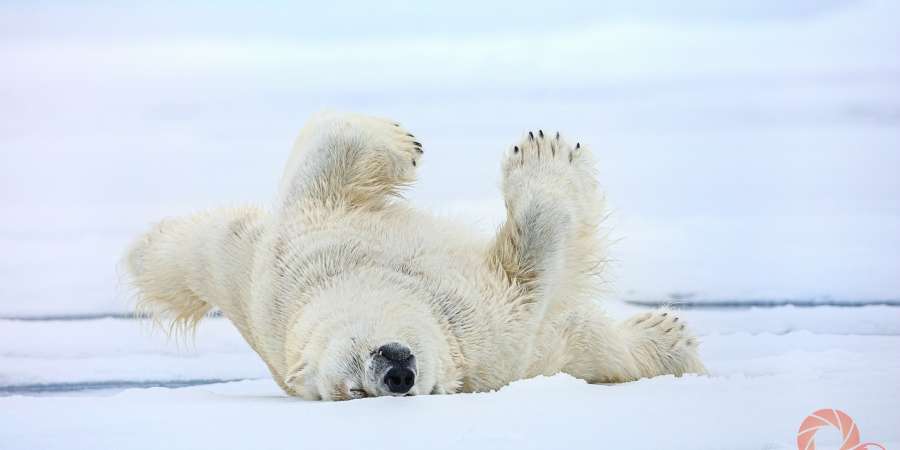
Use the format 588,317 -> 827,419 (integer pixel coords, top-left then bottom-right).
489,131 -> 605,320
561,305 -> 706,382
617,309 -> 707,376
278,112 -> 423,212
125,207 -> 265,340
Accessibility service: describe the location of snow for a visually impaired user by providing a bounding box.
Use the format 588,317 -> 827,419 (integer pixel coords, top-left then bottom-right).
1,303 -> 899,449
0,319 -> 269,387
1,0 -> 899,448
2,374 -> 896,450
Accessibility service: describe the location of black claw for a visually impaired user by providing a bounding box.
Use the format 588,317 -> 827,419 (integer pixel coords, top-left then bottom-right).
661,312 -> 668,317
412,159 -> 416,167
680,324 -> 685,330
538,129 -> 544,138
416,148 -> 424,154
413,141 -> 421,147
513,146 -> 519,153
406,133 -> 414,137
575,142 -> 581,149
528,131 -> 534,140
673,317 -> 679,322
394,123 -> 400,127
555,131 -> 560,139
665,328 -> 673,333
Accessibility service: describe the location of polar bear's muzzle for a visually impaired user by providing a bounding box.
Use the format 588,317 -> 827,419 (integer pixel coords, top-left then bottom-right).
369,342 -> 417,395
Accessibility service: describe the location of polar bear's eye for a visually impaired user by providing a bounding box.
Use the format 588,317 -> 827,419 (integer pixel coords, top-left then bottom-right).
348,388 -> 368,399
344,379 -> 368,399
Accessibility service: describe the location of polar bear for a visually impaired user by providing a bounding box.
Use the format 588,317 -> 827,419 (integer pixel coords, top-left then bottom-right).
126,112 -> 705,400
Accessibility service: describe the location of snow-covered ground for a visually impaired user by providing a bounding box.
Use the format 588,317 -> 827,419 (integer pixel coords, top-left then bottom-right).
2,303 -> 898,449
2,0 -> 899,448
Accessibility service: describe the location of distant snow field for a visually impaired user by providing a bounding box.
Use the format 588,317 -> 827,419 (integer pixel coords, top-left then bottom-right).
2,0 -> 900,316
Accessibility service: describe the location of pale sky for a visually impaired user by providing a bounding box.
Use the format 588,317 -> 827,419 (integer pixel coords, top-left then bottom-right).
1,0 -> 898,314
1,0 -> 858,42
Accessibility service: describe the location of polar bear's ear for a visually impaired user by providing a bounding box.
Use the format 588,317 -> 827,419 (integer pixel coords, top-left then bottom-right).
284,361 -> 308,386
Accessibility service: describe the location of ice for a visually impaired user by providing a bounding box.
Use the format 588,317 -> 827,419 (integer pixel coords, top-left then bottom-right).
2,304 -> 896,387
4,374 -> 897,450
1,304 -> 898,449
0,318 -> 268,387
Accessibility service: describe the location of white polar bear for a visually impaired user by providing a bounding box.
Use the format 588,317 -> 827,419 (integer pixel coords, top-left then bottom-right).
126,112 -> 705,400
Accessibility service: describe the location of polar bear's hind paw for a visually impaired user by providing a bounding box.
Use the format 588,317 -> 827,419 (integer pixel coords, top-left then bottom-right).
625,310 -> 707,376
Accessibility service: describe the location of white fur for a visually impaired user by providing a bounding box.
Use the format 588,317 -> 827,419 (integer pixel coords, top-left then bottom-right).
125,112 -> 706,400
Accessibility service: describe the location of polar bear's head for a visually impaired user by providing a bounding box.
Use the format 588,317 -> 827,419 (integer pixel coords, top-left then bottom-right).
283,282 -> 458,400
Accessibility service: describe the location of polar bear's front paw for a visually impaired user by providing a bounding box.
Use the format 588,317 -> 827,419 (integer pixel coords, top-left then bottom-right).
351,115 -> 424,182
501,130 -> 598,217
279,112 -> 426,211
375,117 -> 423,165
624,310 -> 706,376
503,130 -> 585,175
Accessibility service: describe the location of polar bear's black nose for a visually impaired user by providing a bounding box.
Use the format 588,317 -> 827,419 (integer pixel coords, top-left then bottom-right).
384,367 -> 415,394
377,342 -> 412,362
375,343 -> 416,394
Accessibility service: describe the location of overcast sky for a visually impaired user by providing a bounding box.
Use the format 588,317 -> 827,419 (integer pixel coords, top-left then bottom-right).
1,0 -> 859,42
1,0 -> 898,313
